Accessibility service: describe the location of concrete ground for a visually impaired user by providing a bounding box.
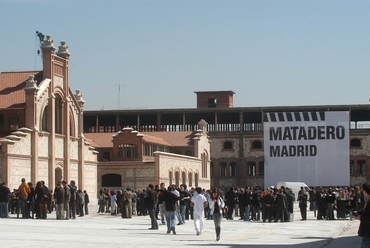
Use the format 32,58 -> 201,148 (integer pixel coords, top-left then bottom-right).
0,205 -> 362,248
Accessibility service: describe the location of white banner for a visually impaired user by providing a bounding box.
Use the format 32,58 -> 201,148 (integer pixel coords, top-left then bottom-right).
263,111 -> 349,188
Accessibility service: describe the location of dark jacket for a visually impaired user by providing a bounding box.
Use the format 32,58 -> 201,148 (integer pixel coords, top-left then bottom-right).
55,187 -> 65,204
358,202 -> 370,237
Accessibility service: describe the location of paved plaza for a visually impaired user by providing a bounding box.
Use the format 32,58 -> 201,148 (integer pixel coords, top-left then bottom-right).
0,205 -> 362,248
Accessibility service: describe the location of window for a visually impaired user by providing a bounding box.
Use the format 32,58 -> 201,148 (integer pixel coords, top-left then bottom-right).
103,152 -> 110,161
252,141 -> 262,149
55,96 -> 63,134
0,114 -> 4,131
358,160 -> 366,175
185,150 -> 193,156
247,161 -> 256,176
169,171 -> 173,186
208,98 -> 217,108
188,172 -> 193,187
220,162 -> 227,176
102,174 -> 122,187
258,161 -> 264,175
223,141 -> 233,150
210,162 -> 214,177
9,114 -> 19,131
230,162 -> 237,176
144,142 -> 170,156
195,173 -> 199,187
175,171 -> 180,187
350,160 -> 354,175
351,139 -> 361,148
182,171 -> 186,185
119,144 -> 137,158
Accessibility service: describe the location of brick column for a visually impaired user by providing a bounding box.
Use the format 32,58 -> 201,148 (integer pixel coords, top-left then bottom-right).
24,76 -> 39,184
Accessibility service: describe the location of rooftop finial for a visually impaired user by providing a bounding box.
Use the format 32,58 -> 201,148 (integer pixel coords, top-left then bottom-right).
56,41 -> 71,59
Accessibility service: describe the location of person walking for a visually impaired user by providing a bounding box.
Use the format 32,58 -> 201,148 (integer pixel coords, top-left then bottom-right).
355,182 -> 370,248
207,189 -> 225,241
163,186 -> 178,234
190,187 -> 208,235
146,184 -> 158,230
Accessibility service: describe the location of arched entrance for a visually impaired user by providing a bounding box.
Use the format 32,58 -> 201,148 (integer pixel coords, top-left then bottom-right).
55,167 -> 63,186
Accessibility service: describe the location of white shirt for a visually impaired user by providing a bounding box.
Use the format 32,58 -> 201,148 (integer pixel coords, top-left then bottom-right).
191,193 -> 207,213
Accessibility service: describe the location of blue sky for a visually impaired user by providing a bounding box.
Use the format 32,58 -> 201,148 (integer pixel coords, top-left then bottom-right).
1,0 -> 369,110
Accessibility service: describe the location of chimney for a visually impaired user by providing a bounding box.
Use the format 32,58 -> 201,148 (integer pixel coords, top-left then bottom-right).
41,35 -> 55,80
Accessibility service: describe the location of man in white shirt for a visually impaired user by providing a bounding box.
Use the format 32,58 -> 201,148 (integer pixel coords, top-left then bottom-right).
190,187 -> 208,235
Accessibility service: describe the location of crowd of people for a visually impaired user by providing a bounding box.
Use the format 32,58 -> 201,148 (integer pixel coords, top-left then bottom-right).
1,178 -> 370,245
0,178 -> 90,220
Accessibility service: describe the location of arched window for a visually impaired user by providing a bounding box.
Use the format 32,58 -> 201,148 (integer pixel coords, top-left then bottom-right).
102,174 -> 122,187
351,139 -> 361,148
220,162 -> 227,176
258,161 -> 264,175
350,160 -> 354,175
223,141 -> 233,150
69,112 -> 76,137
175,171 -> 180,187
195,173 -> 199,187
201,152 -> 208,178
41,107 -> 49,132
182,171 -> 186,185
188,172 -> 193,187
55,167 -> 62,187
169,171 -> 173,186
55,95 -> 63,134
358,160 -> 366,175
230,162 -> 237,176
252,141 -> 262,149
210,162 -> 214,177
247,161 -> 256,176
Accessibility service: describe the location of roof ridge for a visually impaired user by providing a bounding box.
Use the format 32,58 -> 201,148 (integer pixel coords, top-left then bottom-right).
0,70 -> 42,74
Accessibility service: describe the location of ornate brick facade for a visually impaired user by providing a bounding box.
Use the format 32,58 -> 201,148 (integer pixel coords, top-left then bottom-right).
0,35 -> 98,201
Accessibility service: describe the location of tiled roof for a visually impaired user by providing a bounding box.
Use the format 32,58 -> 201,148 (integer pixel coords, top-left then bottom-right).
141,131 -> 194,147
141,134 -> 173,146
84,131 -> 195,148
84,133 -> 115,148
0,71 -> 43,109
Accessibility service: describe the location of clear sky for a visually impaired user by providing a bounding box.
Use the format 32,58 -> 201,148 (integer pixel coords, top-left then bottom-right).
1,0 -> 369,111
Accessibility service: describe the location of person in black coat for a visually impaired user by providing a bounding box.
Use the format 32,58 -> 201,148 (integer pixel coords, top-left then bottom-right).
262,189 -> 274,222
298,190 -> 308,220
225,187 -> 236,220
316,187 -> 323,220
355,182 -> 370,247
274,189 -> 286,222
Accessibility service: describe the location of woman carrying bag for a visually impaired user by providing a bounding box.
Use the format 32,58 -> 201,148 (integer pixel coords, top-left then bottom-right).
207,189 -> 225,241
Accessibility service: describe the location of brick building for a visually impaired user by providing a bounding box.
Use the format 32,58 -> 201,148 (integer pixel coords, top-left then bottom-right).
0,35 -> 97,197
84,91 -> 370,189
85,119 -> 211,191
